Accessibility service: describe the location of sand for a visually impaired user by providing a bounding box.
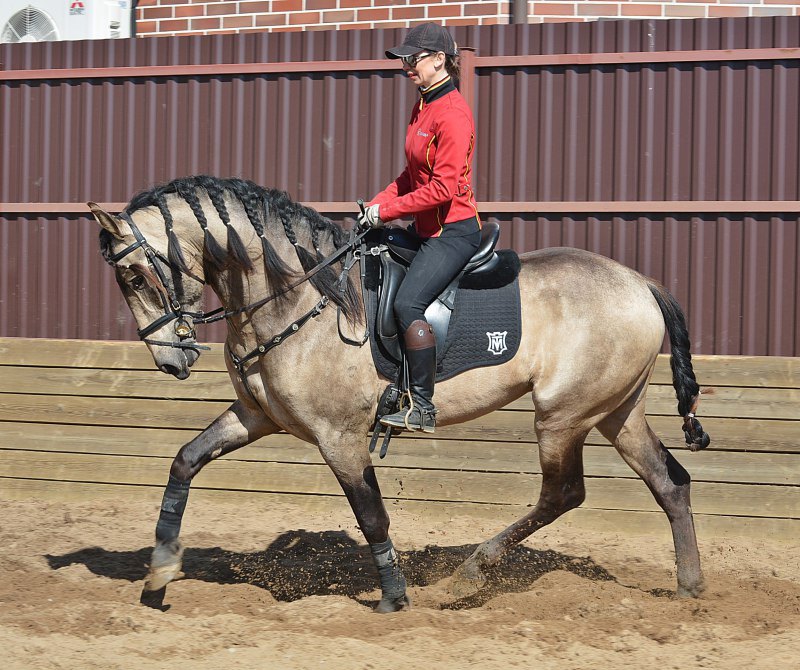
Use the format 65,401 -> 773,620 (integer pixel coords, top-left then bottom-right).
1,497 -> 798,669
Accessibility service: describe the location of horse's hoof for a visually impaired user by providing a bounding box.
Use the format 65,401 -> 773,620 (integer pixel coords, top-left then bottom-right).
449,562 -> 487,599
677,580 -> 706,598
374,594 -> 411,613
143,563 -> 183,592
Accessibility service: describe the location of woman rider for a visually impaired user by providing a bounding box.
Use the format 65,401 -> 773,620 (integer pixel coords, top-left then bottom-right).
358,23 -> 481,434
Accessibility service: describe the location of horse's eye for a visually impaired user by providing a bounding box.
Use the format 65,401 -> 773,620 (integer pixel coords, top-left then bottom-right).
131,276 -> 146,291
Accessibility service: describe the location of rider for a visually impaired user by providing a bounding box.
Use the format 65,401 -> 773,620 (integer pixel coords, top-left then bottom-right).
358,22 -> 481,433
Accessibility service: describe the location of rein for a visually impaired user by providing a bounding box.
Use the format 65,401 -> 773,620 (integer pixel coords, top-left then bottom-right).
194,225 -> 371,326
111,210 -> 371,366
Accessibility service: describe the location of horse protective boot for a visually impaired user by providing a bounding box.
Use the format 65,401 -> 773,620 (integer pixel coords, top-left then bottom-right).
380,320 -> 437,433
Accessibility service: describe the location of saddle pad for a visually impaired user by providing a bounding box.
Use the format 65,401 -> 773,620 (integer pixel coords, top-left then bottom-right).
364,253 -> 522,383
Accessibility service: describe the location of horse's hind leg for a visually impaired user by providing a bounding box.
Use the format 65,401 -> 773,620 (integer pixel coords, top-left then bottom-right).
598,403 -> 705,597
143,400 -> 277,593
450,425 -> 588,598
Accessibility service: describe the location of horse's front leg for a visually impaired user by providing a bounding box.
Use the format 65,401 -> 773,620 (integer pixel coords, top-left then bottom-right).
320,441 -> 410,613
143,400 -> 277,593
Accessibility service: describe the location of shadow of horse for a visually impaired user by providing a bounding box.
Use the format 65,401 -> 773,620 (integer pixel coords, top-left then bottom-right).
46,529 -> 655,610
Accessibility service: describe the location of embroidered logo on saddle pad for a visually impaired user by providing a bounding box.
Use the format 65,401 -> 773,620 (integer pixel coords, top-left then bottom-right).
487,331 -> 508,356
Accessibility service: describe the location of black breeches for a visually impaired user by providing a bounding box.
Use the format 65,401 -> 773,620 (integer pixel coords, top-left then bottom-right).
393,217 -> 481,333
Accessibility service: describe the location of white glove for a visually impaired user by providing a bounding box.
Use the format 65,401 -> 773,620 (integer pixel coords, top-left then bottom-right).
358,204 -> 384,229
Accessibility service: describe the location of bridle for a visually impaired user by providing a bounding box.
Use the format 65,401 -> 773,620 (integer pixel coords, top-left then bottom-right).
108,212 -> 208,351
107,210 -> 371,363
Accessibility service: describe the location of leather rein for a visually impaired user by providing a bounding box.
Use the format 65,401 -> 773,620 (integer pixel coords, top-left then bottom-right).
109,211 -> 370,368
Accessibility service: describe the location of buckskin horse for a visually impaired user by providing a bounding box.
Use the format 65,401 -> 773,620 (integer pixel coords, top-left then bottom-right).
90,175 -> 710,612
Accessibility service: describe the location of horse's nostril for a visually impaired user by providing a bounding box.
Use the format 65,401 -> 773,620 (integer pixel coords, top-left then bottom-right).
159,363 -> 180,376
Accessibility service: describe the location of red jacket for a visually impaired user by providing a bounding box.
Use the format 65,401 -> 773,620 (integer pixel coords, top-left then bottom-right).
369,77 -> 480,238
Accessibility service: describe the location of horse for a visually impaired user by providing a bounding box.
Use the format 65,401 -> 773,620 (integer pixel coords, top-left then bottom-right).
90,175 -> 710,612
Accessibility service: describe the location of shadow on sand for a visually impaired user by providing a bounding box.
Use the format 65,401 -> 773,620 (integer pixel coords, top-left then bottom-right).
46,529 -> 658,610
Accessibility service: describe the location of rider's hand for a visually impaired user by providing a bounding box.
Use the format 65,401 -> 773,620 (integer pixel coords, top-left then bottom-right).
358,204 -> 384,229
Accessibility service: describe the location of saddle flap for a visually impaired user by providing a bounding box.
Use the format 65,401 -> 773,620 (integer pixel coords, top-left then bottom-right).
378,254 -> 405,342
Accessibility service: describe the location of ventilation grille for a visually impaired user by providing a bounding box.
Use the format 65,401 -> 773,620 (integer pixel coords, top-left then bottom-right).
1,6 -> 59,44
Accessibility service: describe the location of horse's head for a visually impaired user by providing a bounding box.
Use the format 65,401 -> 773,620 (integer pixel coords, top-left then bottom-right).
89,202 -> 206,379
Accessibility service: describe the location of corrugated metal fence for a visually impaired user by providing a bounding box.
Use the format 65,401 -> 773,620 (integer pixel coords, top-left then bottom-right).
1,17 -> 799,354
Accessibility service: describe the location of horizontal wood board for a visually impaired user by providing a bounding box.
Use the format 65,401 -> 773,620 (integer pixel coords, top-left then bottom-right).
0,338 -> 798,540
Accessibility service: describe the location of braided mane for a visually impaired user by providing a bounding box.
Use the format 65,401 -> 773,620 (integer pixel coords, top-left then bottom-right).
121,175 -> 361,321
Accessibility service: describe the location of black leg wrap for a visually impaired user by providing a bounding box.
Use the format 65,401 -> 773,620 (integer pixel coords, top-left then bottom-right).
155,475 -> 190,544
370,538 -> 407,601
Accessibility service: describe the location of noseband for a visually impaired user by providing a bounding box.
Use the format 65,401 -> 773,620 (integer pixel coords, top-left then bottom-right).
107,212 -> 209,352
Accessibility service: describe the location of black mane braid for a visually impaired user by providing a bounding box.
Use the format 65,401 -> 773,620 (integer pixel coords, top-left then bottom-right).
123,175 -> 361,322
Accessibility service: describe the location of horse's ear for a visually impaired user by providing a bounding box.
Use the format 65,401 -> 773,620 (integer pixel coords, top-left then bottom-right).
88,202 -> 126,240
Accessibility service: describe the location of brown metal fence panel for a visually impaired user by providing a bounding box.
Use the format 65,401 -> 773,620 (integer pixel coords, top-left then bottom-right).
1,18 -> 799,355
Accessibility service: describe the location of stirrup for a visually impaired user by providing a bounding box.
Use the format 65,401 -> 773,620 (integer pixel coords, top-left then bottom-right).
380,406 -> 436,433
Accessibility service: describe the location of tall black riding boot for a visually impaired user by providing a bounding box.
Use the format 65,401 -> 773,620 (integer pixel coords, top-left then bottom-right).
380,319 -> 437,433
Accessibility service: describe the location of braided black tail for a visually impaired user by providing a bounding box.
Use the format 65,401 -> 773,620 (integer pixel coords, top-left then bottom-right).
648,282 -> 711,451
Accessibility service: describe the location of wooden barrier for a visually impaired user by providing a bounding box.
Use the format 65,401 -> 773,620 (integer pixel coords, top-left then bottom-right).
0,337 -> 797,540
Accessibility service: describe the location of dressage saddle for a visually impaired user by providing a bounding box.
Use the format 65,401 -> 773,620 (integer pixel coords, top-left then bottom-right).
373,222 -> 501,362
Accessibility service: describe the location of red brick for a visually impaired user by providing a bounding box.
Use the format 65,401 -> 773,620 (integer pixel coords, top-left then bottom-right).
191,17 -> 221,29
465,2 -> 498,16
621,4 -> 662,16
428,4 -> 461,18
137,20 -> 158,32
273,0 -> 303,11
272,26 -> 304,32
374,0 -> 409,5
206,3 -> 238,16
707,6 -> 750,16
142,7 -> 173,19
340,0 -> 369,7
136,0 -> 158,7
577,4 -> 619,16
752,7 -> 795,14
337,21 -> 375,30
542,16 -> 584,22
239,1 -> 270,12
289,11 -> 321,24
256,13 -> 287,26
392,7 -> 426,20
764,0 -> 800,4
223,15 -> 254,28
481,17 -> 508,24
377,21 -> 407,28
160,19 -> 190,31
306,0 -> 337,9
664,5 -> 706,17
174,5 -> 205,18
357,8 -> 390,20
534,3 -> 576,15
444,18 -> 482,26
323,10 -> 357,22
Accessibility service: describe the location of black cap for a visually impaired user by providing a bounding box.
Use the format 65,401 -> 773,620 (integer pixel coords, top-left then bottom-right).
386,23 -> 457,59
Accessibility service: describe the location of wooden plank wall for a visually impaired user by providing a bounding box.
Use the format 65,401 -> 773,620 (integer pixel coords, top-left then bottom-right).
0,338 -> 797,541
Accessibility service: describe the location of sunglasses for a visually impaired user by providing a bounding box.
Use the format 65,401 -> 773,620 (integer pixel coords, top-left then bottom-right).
401,52 -> 435,68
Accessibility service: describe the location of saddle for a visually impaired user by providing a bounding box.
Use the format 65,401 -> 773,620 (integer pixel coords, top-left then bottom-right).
372,222 -> 505,362
354,222 -> 521,457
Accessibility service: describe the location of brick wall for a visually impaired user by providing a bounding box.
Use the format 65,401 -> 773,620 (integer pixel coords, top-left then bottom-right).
135,0 -> 799,37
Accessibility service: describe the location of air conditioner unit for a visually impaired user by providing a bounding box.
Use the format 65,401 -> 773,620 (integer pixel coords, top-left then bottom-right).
0,0 -> 132,43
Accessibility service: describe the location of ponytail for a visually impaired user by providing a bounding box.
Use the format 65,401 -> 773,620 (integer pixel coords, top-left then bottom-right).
445,53 -> 461,86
